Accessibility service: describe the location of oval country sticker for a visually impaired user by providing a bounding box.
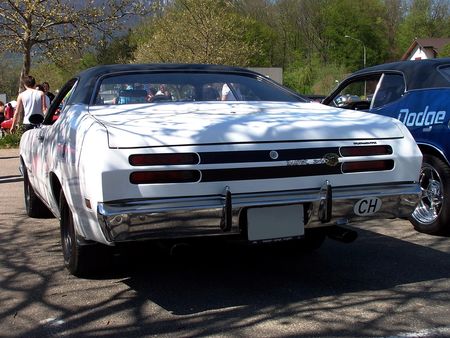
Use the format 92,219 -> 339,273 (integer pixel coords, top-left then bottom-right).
353,197 -> 382,216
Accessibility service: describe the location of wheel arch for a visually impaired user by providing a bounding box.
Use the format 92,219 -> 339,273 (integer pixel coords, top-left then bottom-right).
19,155 -> 27,175
417,143 -> 450,167
49,172 -> 62,212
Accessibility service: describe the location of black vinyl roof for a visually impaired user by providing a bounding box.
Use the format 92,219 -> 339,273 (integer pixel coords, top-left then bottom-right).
77,63 -> 257,79
351,58 -> 450,90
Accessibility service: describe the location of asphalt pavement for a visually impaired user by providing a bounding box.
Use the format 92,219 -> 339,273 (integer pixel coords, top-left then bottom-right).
1,148 -> 450,338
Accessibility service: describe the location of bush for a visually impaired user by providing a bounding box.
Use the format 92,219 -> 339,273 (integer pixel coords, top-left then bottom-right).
0,130 -> 22,148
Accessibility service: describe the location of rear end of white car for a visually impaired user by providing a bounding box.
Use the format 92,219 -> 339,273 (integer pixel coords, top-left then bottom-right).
76,103 -> 422,245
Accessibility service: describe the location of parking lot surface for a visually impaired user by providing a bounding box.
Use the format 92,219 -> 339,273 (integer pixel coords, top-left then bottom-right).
1,148 -> 450,337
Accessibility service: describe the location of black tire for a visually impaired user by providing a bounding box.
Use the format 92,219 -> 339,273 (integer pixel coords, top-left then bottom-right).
23,165 -> 53,218
409,154 -> 450,236
59,190 -> 108,277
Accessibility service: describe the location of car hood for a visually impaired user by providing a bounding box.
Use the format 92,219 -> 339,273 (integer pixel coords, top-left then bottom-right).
89,102 -> 404,148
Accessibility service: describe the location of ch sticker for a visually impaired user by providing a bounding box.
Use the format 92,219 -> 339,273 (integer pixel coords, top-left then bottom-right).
353,197 -> 382,216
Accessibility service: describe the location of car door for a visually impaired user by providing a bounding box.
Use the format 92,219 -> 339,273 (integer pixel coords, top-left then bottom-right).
326,74 -> 381,111
324,72 -> 406,115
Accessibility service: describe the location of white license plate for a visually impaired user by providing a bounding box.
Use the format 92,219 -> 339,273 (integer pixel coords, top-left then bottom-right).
247,204 -> 304,241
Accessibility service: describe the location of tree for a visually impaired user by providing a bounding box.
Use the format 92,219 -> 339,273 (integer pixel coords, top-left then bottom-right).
398,0 -> 450,51
132,0 -> 263,66
320,0 -> 389,70
441,43 -> 450,57
0,53 -> 22,100
96,32 -> 137,65
383,0 -> 408,60
0,0 -> 150,90
237,0 -> 300,68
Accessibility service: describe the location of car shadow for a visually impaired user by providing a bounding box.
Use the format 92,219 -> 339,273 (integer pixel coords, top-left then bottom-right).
102,226 -> 450,316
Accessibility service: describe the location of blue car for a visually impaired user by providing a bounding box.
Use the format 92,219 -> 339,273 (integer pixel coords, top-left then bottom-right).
323,58 -> 450,236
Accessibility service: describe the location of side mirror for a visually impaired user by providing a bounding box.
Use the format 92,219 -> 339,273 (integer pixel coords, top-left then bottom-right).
29,114 -> 44,125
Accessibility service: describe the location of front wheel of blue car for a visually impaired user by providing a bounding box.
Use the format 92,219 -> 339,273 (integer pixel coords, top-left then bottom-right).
410,154 -> 450,236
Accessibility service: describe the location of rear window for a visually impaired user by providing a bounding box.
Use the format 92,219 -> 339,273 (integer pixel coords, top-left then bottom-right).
438,65 -> 450,82
94,72 -> 305,105
371,73 -> 405,109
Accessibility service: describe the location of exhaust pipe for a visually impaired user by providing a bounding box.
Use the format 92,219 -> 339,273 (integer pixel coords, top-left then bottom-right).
326,225 -> 358,243
169,242 -> 192,257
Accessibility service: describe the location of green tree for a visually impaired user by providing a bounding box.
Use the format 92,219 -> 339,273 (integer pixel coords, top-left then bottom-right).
398,0 -> 450,51
440,43 -> 450,57
321,0 -> 389,70
383,0 -> 408,60
236,0 -> 289,67
0,53 -> 22,100
31,62 -> 66,93
283,54 -> 347,95
32,50 -> 101,91
96,32 -> 137,65
132,0 -> 263,66
0,0 -> 150,90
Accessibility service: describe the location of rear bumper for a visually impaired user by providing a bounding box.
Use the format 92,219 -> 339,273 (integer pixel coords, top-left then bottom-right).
97,182 -> 420,243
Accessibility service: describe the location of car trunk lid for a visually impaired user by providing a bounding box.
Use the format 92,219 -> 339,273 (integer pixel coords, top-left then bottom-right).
89,102 -> 404,148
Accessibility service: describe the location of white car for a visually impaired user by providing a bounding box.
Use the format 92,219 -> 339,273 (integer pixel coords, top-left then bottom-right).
20,64 -> 422,276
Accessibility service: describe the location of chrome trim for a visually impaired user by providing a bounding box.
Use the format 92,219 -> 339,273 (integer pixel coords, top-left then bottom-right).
97,182 -> 421,243
411,162 -> 443,225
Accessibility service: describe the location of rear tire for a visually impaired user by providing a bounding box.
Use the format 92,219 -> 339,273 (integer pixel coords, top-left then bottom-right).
409,154 -> 450,236
60,190 -> 108,277
23,165 -> 52,218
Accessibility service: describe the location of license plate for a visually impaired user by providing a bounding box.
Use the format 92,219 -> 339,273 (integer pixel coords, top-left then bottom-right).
247,204 -> 304,241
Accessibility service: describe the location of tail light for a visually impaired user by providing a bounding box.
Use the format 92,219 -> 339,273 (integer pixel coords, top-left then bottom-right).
340,145 -> 392,157
130,170 -> 201,184
342,160 -> 394,173
129,153 -> 199,166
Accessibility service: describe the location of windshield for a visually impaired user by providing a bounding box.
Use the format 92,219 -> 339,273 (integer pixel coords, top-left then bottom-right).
94,72 -> 305,105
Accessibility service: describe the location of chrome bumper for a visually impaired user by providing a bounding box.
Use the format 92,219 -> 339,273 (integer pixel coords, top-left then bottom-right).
97,182 -> 420,243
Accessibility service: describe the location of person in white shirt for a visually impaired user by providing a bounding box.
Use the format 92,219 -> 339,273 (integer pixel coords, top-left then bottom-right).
221,83 -> 241,101
11,75 -> 47,132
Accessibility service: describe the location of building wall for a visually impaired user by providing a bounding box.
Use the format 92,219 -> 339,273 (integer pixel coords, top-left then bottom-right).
248,67 -> 283,84
409,46 -> 434,60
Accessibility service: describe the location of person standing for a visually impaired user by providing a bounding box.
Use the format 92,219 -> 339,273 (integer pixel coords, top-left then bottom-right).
0,101 -> 4,124
36,84 -> 51,111
42,82 -> 55,102
11,75 -> 47,132
221,83 -> 241,101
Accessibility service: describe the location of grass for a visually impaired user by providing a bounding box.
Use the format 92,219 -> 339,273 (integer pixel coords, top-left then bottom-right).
0,131 -> 22,149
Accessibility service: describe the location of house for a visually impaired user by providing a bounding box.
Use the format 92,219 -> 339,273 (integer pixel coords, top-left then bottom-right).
401,38 -> 450,60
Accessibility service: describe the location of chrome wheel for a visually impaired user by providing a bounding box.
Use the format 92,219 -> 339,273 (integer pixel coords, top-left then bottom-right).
409,153 -> 450,236
412,163 -> 443,225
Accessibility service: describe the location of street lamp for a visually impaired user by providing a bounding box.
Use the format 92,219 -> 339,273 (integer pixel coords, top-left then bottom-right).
345,34 -> 367,98
345,35 -> 366,69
